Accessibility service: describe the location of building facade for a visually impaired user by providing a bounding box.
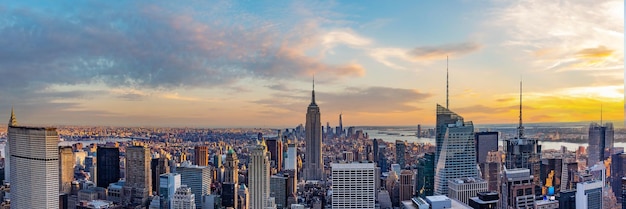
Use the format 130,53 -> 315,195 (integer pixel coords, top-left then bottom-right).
575,178 -> 603,209
475,132 -> 498,164
587,122 -> 614,166
447,177 -> 488,205
159,173 -> 181,209
9,121 -> 60,208
60,145 -> 75,193
176,165 -> 211,208
331,163 -> 376,209
434,104 -> 478,195
248,140 -> 271,209
97,145 -> 120,188
500,168 -> 535,209
416,152 -> 435,198
304,81 -> 324,181
172,185 -> 196,209
125,145 -> 152,207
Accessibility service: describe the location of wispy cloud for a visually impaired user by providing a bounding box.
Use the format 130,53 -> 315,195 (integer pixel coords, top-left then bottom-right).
255,86 -> 432,113
493,0 -> 623,74
368,42 -> 482,70
407,42 -> 482,61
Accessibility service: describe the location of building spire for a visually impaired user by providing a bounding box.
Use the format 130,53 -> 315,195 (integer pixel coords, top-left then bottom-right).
600,104 -> 603,125
446,56 -> 449,109
311,74 -> 316,105
518,78 -> 524,138
8,106 -> 17,127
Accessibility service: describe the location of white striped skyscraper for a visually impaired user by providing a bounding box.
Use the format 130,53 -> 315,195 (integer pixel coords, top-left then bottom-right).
248,140 -> 271,209
9,112 -> 60,209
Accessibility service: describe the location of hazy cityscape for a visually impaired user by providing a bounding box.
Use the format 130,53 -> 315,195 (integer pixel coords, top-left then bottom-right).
0,1 -> 623,209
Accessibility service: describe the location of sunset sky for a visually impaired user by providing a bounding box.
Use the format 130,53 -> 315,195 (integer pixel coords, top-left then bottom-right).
0,0 -> 623,127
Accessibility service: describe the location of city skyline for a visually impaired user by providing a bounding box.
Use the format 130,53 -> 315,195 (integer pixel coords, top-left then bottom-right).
0,1 -> 622,127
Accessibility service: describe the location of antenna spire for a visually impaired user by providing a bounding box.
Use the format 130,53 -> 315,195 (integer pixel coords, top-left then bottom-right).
600,104 -> 603,125
446,56 -> 449,109
518,78 -> 524,138
311,74 -> 316,105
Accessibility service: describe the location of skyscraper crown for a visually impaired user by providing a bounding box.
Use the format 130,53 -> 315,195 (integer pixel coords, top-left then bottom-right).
8,106 -> 17,127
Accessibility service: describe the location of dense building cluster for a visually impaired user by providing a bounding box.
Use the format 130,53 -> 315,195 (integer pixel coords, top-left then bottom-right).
0,80 -> 623,209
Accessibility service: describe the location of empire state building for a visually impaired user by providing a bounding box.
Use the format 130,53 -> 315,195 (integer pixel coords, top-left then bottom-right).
304,80 -> 324,181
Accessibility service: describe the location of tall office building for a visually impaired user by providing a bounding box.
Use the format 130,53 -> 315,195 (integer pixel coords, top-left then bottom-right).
575,173 -> 603,209
151,156 -> 170,195
504,81 -> 542,193
96,145 -> 120,188
332,163 -> 376,209
224,148 -> 239,184
395,140 -> 406,167
270,175 -> 288,209
434,104 -> 478,195
172,185 -> 196,209
60,146 -> 75,193
399,170 -> 413,202
304,79 -> 324,181
481,151 -> 502,192
9,113 -> 60,209
177,165 -> 211,208
612,152 -> 626,203
266,138 -> 283,172
475,132 -> 498,164
587,122 -> 614,166
248,140 -> 271,209
160,173 -> 181,209
193,146 -> 208,166
285,143 -> 297,171
126,145 -> 152,207
500,168 -> 534,209
223,148 -> 239,209
416,152 -> 435,197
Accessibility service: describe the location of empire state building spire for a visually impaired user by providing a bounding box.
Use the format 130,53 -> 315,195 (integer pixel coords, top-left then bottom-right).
304,75 -> 323,181
310,75 -> 316,105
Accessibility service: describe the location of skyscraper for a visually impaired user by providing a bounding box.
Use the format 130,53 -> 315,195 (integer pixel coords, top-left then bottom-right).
500,168 -> 535,209
223,148 -> 239,209
60,146 -> 75,193
416,152 -> 435,198
193,146 -> 208,166
588,122 -> 614,166
97,145 -> 120,188
474,132 -> 498,164
160,173 -> 181,209
172,185 -> 196,209
399,170 -> 413,202
285,143 -> 297,171
9,112 -> 60,209
433,104 -> 478,195
395,140 -> 406,167
248,140 -> 271,209
125,144 -> 152,207
151,156 -> 170,195
503,81 -> 541,193
176,165 -> 212,208
331,163 -> 376,209
304,79 -> 324,181
266,138 -> 283,172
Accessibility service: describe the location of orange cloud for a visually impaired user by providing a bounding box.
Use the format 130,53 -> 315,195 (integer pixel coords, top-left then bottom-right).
576,46 -> 614,59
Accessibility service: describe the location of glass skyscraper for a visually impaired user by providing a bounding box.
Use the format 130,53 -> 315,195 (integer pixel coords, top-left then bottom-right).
433,104 -> 478,195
